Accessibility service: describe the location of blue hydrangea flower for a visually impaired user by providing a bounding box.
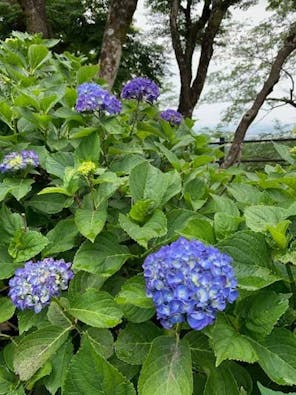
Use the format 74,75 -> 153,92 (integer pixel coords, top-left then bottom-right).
0,150 -> 39,173
121,77 -> 160,103
160,109 -> 183,125
75,82 -> 122,114
9,258 -> 74,313
143,237 -> 238,330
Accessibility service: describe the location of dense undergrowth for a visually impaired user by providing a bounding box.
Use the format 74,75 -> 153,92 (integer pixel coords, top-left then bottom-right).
0,33 -> 296,395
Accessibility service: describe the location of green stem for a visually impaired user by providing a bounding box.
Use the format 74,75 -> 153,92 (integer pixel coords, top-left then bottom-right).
130,99 -> 140,135
286,263 -> 296,309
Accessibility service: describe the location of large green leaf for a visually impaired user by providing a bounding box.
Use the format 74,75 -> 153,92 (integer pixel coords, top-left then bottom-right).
75,132 -> 100,163
115,322 -> 162,365
67,289 -> 123,328
178,217 -> 215,244
238,291 -> 290,338
28,44 -> 51,70
73,232 -> 130,276
62,337 -> 136,395
8,230 -> 48,263
0,205 -> 23,245
115,275 -> 154,309
74,206 -> 107,242
119,209 -> 167,248
13,325 -> 71,381
0,297 -> 15,323
244,205 -> 287,233
129,162 -> 181,207
227,184 -> 266,205
138,336 -> 193,395
0,366 -> 17,394
44,340 -> 73,395
0,178 -> 34,201
257,382 -> 296,394
27,193 -> 72,214
43,218 -> 78,256
211,315 -> 258,366
82,328 -> 114,359
219,231 -> 279,290
249,329 -> 296,386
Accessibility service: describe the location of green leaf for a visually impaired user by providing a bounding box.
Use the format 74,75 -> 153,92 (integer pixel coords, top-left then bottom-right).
219,231 -> 279,290
115,322 -> 162,365
0,247 -> 19,279
26,361 -> 52,391
129,199 -> 155,223
0,297 -> 15,323
183,178 -> 207,211
0,205 -> 22,245
28,44 -> 51,70
13,325 -> 71,381
1,178 -> 34,201
44,340 -> 73,395
38,186 -> 73,197
238,291 -> 290,338
119,209 -> 167,248
17,309 -> 49,335
273,142 -> 295,164
75,132 -> 100,163
266,220 -> 290,249
67,289 -> 123,328
45,152 -> 74,179
249,329 -> 296,386
75,206 -> 107,242
214,212 -> 242,240
211,315 -> 258,366
211,195 -> 240,217
178,217 -> 215,244
43,218 -> 78,256
47,300 -> 73,328
129,162 -> 181,207
76,65 -> 99,84
8,230 -> 48,263
257,382 -> 296,394
73,232 -> 130,276
115,275 -> 154,309
244,205 -> 287,233
227,184 -> 266,205
0,366 -> 17,394
27,193 -> 72,214
0,101 -> 13,129
138,336 -> 193,395
82,328 -> 114,359
63,337 -> 136,395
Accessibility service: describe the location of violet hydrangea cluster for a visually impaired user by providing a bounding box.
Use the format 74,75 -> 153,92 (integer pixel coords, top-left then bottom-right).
121,77 -> 160,103
160,109 -> 183,125
143,237 -> 238,330
0,150 -> 39,173
9,258 -> 74,313
75,82 -> 122,114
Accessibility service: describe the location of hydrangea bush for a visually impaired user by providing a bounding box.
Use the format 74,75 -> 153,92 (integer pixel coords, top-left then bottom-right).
0,33 -> 296,395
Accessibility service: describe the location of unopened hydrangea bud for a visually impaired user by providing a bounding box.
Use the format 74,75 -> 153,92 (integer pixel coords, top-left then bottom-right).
121,77 -> 160,103
0,150 -> 39,173
77,161 -> 96,176
9,258 -> 74,313
143,237 -> 238,330
160,109 -> 183,125
75,82 -> 122,115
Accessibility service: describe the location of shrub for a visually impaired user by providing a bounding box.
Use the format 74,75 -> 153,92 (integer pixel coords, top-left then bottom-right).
0,33 -> 296,395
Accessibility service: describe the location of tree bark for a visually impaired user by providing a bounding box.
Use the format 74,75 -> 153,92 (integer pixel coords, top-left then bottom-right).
170,0 -> 239,118
98,0 -> 138,90
17,0 -> 51,38
222,23 -> 296,168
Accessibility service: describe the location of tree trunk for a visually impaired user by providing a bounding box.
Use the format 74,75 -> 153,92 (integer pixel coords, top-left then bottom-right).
99,0 -> 138,90
222,23 -> 296,168
170,0 -> 239,118
17,0 -> 51,38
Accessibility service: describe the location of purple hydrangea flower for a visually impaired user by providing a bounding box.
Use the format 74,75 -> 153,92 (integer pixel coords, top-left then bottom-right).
143,237 -> 238,330
160,109 -> 183,125
75,82 -> 122,114
121,77 -> 160,103
9,258 -> 74,313
0,150 -> 39,173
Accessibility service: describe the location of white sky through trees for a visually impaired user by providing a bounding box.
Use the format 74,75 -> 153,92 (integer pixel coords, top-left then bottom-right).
134,0 -> 296,136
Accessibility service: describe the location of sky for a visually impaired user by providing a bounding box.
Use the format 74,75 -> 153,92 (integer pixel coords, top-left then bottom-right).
133,0 -> 296,136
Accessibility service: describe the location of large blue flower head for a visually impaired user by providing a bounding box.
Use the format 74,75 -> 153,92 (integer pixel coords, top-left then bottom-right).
143,237 -> 238,330
9,258 -> 74,313
0,150 -> 39,173
75,82 -> 122,114
121,77 -> 160,103
160,109 -> 183,125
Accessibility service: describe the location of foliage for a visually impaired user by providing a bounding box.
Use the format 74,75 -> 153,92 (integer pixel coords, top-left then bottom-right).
0,0 -> 166,89
1,33 -> 296,395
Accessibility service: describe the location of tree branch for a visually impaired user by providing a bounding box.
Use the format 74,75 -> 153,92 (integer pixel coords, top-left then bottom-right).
222,23 -> 296,168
